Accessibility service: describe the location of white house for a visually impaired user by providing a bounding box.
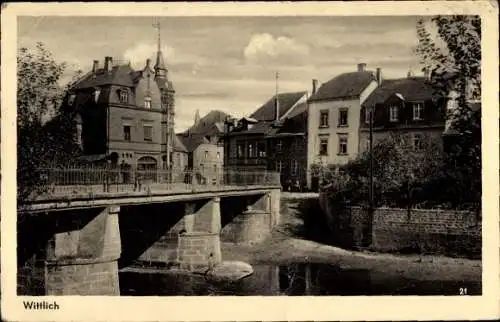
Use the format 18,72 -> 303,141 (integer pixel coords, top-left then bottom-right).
306,63 -> 381,189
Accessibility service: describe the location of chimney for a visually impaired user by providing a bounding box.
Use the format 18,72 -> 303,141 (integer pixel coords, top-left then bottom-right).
312,79 -> 318,94
376,67 -> 382,85
357,63 -> 366,72
92,60 -> 99,73
104,56 -> 113,72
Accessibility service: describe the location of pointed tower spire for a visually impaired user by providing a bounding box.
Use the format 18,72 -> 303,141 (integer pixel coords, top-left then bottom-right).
153,19 -> 167,79
194,109 -> 201,126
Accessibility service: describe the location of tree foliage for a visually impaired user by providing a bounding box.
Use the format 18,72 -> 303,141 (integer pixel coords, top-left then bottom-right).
17,42 -> 82,203
415,15 -> 481,211
321,134 -> 449,210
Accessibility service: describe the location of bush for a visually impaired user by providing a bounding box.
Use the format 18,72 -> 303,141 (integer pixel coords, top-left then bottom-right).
318,133 -> 480,211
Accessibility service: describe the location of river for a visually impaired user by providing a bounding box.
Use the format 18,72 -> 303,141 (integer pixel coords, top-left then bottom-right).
117,195 -> 481,296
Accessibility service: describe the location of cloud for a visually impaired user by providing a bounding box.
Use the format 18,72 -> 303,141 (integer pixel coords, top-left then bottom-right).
123,43 -> 175,69
243,33 -> 310,64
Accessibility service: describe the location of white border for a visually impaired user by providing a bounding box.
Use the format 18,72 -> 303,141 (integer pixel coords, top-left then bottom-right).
2,2 -> 499,321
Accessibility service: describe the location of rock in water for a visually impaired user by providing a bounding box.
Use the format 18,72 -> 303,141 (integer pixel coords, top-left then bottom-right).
206,261 -> 254,282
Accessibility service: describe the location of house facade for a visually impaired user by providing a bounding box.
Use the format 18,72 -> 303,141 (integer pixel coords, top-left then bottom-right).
223,91 -> 308,190
306,63 -> 379,189
67,31 -> 176,174
177,133 -> 224,184
359,75 -> 447,153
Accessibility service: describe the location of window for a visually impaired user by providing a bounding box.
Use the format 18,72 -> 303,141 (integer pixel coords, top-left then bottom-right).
94,89 -> 101,103
119,90 -> 128,104
144,97 -> 151,109
204,151 -> 208,159
291,160 -> 298,175
319,110 -> 329,127
258,142 -> 266,157
276,139 -> 283,151
123,125 -> 131,141
248,143 -> 255,158
338,135 -> 348,155
319,136 -> 328,156
236,142 -> 244,158
276,160 -> 283,173
338,108 -> 348,127
412,133 -> 424,151
213,165 -> 217,172
143,125 -> 153,141
413,103 -> 423,120
216,152 -> 221,159
389,106 -> 399,122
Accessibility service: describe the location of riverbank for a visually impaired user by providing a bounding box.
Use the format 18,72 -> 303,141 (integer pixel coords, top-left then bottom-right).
221,192 -> 481,283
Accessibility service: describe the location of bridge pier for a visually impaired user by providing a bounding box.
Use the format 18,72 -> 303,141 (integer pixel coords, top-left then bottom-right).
44,206 -> 121,295
178,197 -> 222,272
220,190 -> 280,244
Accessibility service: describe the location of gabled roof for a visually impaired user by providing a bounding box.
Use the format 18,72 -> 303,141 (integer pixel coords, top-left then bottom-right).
177,133 -> 210,152
250,91 -> 307,121
309,71 -> 376,102
184,110 -> 230,136
363,77 -> 437,108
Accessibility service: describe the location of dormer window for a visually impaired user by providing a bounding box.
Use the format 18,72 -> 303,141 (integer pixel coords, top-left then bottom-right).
68,94 -> 76,106
119,89 -> 128,104
144,97 -> 151,109
389,106 -> 399,122
94,88 -> 101,103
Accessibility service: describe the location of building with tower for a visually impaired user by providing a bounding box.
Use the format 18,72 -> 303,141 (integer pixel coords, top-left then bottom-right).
65,21 -> 178,175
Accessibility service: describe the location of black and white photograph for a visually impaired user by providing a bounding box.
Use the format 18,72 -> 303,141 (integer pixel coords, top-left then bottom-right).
1,1 -> 499,322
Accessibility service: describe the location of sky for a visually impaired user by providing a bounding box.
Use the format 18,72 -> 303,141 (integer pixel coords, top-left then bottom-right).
18,16 -> 427,132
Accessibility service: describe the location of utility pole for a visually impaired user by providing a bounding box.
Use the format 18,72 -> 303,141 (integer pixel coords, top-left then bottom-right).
367,106 -> 374,248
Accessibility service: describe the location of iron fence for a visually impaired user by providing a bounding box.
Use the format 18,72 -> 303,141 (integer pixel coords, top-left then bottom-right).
34,166 -> 281,197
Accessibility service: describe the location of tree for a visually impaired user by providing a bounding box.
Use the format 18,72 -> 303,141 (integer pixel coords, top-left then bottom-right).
416,16 -> 481,211
322,134 -> 443,209
17,42 -> 81,203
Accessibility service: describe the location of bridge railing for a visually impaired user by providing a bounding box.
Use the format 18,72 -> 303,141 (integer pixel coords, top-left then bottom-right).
33,166 -> 281,197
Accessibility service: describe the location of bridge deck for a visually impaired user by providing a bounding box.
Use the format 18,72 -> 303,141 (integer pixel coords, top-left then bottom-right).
20,183 -> 281,213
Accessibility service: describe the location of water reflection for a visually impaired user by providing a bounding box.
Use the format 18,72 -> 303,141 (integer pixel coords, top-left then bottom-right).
119,262 -> 481,296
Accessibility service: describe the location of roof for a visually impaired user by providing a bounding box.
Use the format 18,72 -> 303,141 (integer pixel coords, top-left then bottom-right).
72,65 -> 137,89
177,133 -> 211,152
285,101 -> 307,119
173,135 -> 188,153
184,110 -> 230,136
363,77 -> 437,107
71,63 -> 173,91
250,91 -> 307,121
309,71 -> 376,101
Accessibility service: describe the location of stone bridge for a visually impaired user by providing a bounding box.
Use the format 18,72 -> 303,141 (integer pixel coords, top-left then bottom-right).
17,168 -> 281,296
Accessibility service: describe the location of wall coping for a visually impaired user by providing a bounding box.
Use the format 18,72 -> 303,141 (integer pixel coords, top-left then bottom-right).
347,205 -> 478,215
